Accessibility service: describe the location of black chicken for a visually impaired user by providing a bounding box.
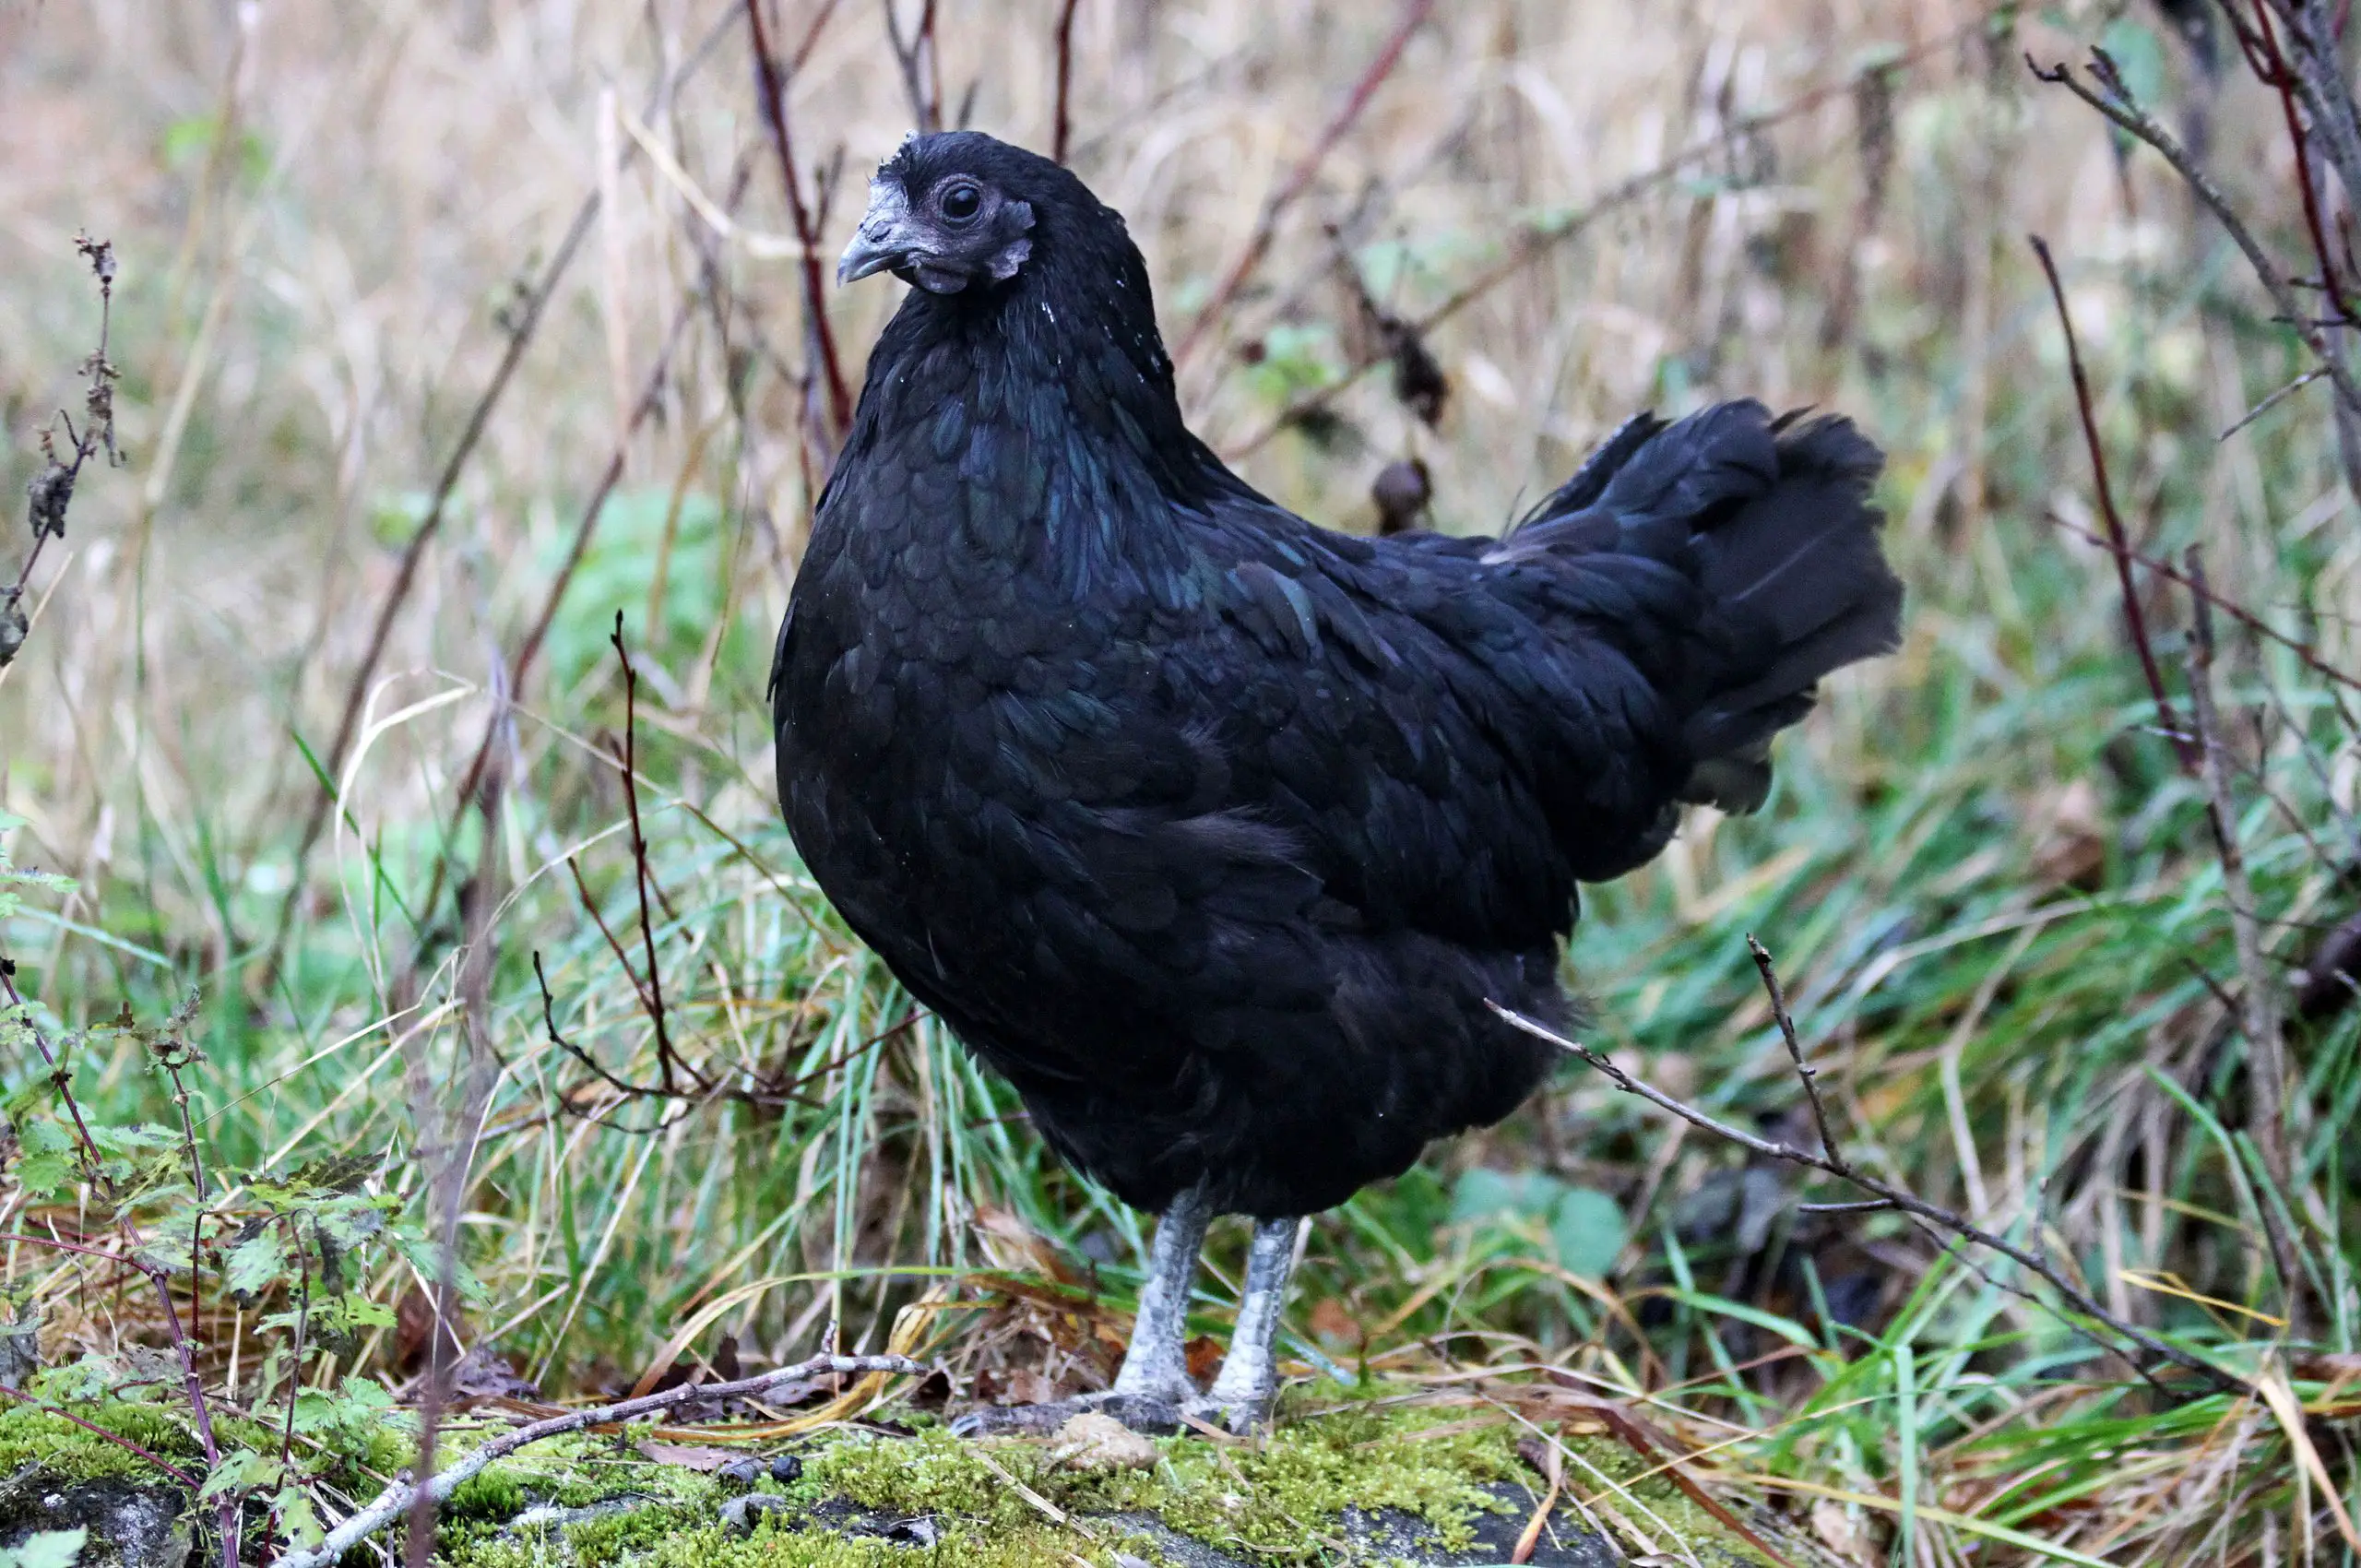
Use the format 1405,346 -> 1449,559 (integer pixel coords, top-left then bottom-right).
772,132 -> 1902,1432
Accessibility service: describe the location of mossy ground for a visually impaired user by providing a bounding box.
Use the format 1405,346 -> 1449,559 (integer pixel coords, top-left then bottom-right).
0,1402 -> 200,1487
0,1387 -> 1759,1564
422,1388 -> 1761,1567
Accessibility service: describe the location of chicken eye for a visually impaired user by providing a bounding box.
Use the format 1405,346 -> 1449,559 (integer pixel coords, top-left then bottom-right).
939,182 -> 983,222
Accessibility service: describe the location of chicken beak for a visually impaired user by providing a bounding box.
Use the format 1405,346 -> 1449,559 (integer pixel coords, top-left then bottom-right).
837,181 -> 912,285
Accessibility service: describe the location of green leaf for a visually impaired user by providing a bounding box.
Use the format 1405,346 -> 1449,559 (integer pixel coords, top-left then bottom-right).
1447,1167 -> 1563,1226
225,1225 -> 291,1299
29,1354 -> 118,1403
197,1449 -> 282,1502
11,1152 -> 74,1197
273,1484 -> 326,1550
1548,1187 -> 1628,1280
0,1527 -> 88,1568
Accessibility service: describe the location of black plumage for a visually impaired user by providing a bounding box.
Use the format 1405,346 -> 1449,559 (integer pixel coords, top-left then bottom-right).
773,133 -> 1902,1226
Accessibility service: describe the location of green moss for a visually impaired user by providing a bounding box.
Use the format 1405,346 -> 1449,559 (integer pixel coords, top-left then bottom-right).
0,1401 -> 200,1484
806,1394 -> 1531,1562
636,1519 -> 1154,1568
442,1468 -> 528,1524
428,1387 -> 1763,1567
1147,1402 -> 1524,1560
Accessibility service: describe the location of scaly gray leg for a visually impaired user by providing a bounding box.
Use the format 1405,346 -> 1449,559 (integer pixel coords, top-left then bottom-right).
952,1184 -> 1212,1438
1189,1215 -> 1300,1432
1109,1181 -> 1212,1405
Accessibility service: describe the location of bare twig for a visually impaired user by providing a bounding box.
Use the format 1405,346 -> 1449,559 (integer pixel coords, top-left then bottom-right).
2185,549 -> 2306,1334
1486,956 -> 2251,1400
407,750 -> 509,1568
275,1352 -> 925,1568
1746,934 -> 1841,1170
1172,0 -> 1435,365
2043,511 -> 2361,695
438,275 -> 707,835
2237,1 -> 2361,327
2029,232 -> 2199,774
608,612 -> 682,1095
564,858 -> 666,1031
533,949 -> 667,1102
881,0 -> 943,133
746,0 -> 853,436
2029,51 -> 2361,431
1051,0 -> 1083,163
2221,366 -> 2327,441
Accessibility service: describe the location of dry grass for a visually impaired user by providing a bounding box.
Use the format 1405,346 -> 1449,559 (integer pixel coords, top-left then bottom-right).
6,1 -> 2361,1562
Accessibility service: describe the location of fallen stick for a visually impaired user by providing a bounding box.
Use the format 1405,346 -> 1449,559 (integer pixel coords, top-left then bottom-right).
275,1352 -> 925,1568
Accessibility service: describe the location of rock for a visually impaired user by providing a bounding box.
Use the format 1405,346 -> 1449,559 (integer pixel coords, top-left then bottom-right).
0,1468 -> 189,1568
713,1457 -> 766,1490
715,1493 -> 796,1535
1345,1485 -> 1622,1566
1048,1411 -> 1158,1473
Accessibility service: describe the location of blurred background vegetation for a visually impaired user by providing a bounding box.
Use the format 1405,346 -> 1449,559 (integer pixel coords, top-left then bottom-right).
6,0 -> 2361,1561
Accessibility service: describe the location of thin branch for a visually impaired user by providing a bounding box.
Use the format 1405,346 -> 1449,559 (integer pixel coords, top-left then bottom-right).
0,1230 -> 138,1265
1746,934 -> 1842,1170
1051,0 -> 1083,163
533,949 -> 664,1100
881,0 -> 943,134
746,0 -> 853,435
2044,509 -> 2361,695
2222,366 -> 2327,441
1172,0 -> 1435,365
565,857 -> 665,1030
408,754 -> 510,1568
608,612 -> 683,1093
439,272 -> 708,836
2186,549 -> 2307,1335
6,233 -> 119,669
1230,16 -> 1995,458
274,1353 -> 925,1568
2029,232 -> 2200,774
2029,51 -> 2361,424
1486,984 -> 2250,1400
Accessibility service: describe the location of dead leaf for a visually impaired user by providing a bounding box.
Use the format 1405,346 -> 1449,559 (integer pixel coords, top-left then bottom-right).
1002,1369 -> 1061,1408
1810,1496 -> 1873,1562
449,1346 -> 540,1402
1184,1335 -> 1224,1385
972,1205 -> 1084,1284
2030,778 -> 2106,891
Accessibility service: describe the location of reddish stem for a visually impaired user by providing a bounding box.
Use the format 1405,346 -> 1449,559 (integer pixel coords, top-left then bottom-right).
745,0 -> 853,434
1052,0 -> 1083,163
2028,234 -> 2199,774
2248,2 -> 2360,327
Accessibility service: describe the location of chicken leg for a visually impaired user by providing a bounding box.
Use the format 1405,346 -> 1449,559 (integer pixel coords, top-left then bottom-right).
1187,1215 -> 1300,1432
950,1185 -> 1211,1437
1109,1181 -> 1212,1406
